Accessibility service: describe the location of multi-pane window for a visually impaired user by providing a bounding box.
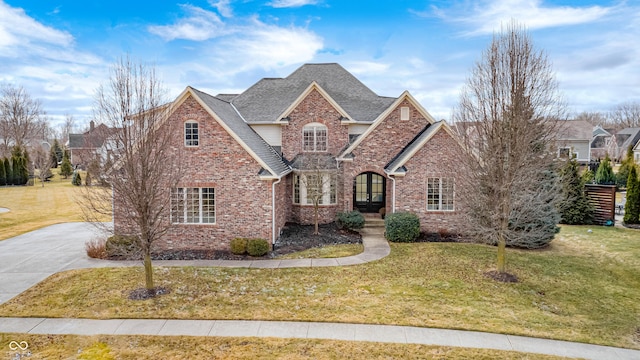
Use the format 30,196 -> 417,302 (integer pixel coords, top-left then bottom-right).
427,178 -> 454,211
171,187 -> 215,223
303,124 -> 327,152
293,173 -> 336,205
185,121 -> 199,146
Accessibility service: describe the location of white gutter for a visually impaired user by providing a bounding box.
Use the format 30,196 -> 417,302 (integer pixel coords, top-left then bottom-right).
271,176 -> 283,248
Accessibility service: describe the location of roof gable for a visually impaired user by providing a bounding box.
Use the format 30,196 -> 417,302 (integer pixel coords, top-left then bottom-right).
339,91 -> 436,159
276,81 -> 351,122
171,87 -> 290,178
231,63 -> 395,123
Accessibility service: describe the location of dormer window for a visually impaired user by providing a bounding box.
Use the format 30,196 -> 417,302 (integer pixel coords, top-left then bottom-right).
185,120 -> 199,147
303,123 -> 327,152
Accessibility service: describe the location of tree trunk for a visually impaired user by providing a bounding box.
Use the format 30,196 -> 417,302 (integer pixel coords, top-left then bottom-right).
314,202 -> 319,235
497,233 -> 506,273
143,252 -> 154,290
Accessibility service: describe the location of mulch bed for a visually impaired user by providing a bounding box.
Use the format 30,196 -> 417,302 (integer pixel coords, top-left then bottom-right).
148,222 -> 362,261
484,270 -> 519,283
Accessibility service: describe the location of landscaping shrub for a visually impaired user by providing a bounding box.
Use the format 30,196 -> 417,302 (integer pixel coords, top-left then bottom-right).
72,171 -> 82,186
105,234 -> 140,259
336,210 -> 365,230
385,212 -> 420,242
85,238 -> 108,259
247,238 -> 269,256
230,238 -> 248,255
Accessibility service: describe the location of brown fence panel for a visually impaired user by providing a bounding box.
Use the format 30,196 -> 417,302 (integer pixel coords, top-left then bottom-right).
584,184 -> 616,225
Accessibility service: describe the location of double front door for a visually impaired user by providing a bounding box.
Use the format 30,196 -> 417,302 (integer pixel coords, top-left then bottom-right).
354,172 -> 385,213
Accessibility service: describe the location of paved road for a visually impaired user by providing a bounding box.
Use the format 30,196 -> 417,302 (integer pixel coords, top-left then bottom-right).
0,223 -> 639,359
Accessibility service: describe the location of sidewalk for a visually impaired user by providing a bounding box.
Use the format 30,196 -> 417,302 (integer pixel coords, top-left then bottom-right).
1,317 -> 638,359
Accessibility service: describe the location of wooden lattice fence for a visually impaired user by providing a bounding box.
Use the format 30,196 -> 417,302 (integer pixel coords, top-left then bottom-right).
584,184 -> 616,225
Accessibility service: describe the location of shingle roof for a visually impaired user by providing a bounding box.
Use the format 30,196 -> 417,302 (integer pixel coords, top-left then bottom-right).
189,87 -> 290,177
556,120 -> 593,140
68,124 -> 116,148
230,63 -> 396,123
385,122 -> 440,174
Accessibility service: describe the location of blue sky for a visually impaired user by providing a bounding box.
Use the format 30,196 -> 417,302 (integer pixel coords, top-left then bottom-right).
1,0 -> 638,128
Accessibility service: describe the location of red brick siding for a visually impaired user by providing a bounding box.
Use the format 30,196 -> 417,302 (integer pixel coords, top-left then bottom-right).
394,129 -> 465,234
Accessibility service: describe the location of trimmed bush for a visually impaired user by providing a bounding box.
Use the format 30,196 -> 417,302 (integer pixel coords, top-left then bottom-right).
105,234 -> 140,259
385,212 -> 420,242
230,238 -> 248,255
85,238 -> 107,259
72,171 -> 82,186
247,238 -> 269,256
336,210 -> 365,230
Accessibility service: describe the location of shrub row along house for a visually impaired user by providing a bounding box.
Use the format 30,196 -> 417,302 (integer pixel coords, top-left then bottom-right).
113,63 -> 463,251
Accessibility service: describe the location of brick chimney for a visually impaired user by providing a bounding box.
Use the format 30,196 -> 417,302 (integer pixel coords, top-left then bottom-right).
90,120 -> 95,132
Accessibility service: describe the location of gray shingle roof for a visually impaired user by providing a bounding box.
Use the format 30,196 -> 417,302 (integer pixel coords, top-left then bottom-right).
385,122 -> 442,173
230,63 -> 396,123
189,87 -> 290,177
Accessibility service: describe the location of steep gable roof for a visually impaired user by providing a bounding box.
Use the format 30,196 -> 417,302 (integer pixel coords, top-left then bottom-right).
230,63 -> 395,123
385,121 -> 456,175
179,87 -> 291,178
338,91 -> 436,159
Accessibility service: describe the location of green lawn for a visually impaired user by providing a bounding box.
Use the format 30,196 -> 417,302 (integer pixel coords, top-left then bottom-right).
0,171 -> 110,240
0,334 -> 566,359
2,225 -> 638,350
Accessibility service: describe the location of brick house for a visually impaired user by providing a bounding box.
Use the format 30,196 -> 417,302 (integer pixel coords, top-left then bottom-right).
67,121 -> 118,168
113,63 -> 464,251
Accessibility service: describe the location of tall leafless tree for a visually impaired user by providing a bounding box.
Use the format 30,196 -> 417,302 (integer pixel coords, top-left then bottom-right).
609,101 -> 640,129
0,84 -> 45,157
78,57 -> 181,293
32,146 -> 54,187
453,22 -> 564,276
60,113 -> 76,144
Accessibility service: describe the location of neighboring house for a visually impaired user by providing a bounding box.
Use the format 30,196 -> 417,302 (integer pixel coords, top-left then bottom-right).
590,125 -> 613,161
67,121 -> 118,168
113,63 -> 465,251
556,120 -> 593,164
610,127 -> 640,162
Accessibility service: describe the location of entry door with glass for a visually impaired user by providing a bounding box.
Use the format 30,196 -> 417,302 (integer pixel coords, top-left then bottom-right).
354,172 -> 385,213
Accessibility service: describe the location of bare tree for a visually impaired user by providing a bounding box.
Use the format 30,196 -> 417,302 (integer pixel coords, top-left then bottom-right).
60,113 -> 76,144
0,84 -> 45,154
609,101 -> 640,129
78,57 -> 181,294
293,154 -> 338,235
32,146 -> 53,187
574,111 -> 607,126
453,22 -> 564,277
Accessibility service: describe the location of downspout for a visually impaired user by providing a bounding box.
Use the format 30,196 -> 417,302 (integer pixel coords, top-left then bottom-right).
385,172 -> 396,213
272,176 -> 283,248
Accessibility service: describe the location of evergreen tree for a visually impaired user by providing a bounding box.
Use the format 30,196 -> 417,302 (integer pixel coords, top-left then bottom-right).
49,139 -> 62,168
3,158 -> 11,186
59,150 -> 73,179
0,158 -> 5,186
624,166 -> 640,224
22,148 -> 31,185
616,145 -> 635,188
11,150 -> 20,185
71,171 -> 82,186
558,159 -> 594,225
595,154 -> 616,185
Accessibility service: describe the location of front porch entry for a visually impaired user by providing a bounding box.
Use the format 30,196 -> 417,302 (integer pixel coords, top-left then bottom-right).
354,172 -> 386,213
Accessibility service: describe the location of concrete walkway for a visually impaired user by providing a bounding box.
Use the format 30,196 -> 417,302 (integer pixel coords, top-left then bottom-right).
0,317 -> 638,359
1,222 -> 639,359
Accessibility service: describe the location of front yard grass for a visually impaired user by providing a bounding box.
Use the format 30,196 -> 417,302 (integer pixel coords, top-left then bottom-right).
0,172 -> 111,240
275,243 -> 364,259
0,334 -> 566,359
1,225 -> 639,350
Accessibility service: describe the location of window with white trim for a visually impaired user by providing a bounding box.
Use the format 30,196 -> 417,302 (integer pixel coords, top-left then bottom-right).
171,187 -> 215,223
303,123 -> 327,152
427,178 -> 454,211
400,106 -> 410,121
185,121 -> 199,147
293,173 -> 336,205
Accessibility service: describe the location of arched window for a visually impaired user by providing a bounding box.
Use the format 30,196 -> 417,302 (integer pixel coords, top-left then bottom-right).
185,120 -> 199,147
302,123 -> 327,152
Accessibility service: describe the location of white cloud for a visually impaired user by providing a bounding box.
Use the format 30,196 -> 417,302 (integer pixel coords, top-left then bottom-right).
345,61 -> 390,75
148,5 -> 227,41
0,1 -> 73,48
431,0 -> 612,36
208,0 -> 233,18
269,0 -> 318,9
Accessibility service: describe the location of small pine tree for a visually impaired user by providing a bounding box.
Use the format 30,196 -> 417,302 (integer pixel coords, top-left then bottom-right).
558,159 -> 594,225
3,158 -> 11,186
624,166 -> 640,224
11,154 -> 20,185
0,158 -> 5,186
595,154 -> 616,185
616,145 -> 635,188
85,171 -> 91,186
59,150 -> 73,179
21,148 -> 31,185
72,171 -> 82,186
49,139 -> 60,168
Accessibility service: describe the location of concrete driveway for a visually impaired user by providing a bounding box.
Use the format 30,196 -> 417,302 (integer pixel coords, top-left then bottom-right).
0,222 -> 111,303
